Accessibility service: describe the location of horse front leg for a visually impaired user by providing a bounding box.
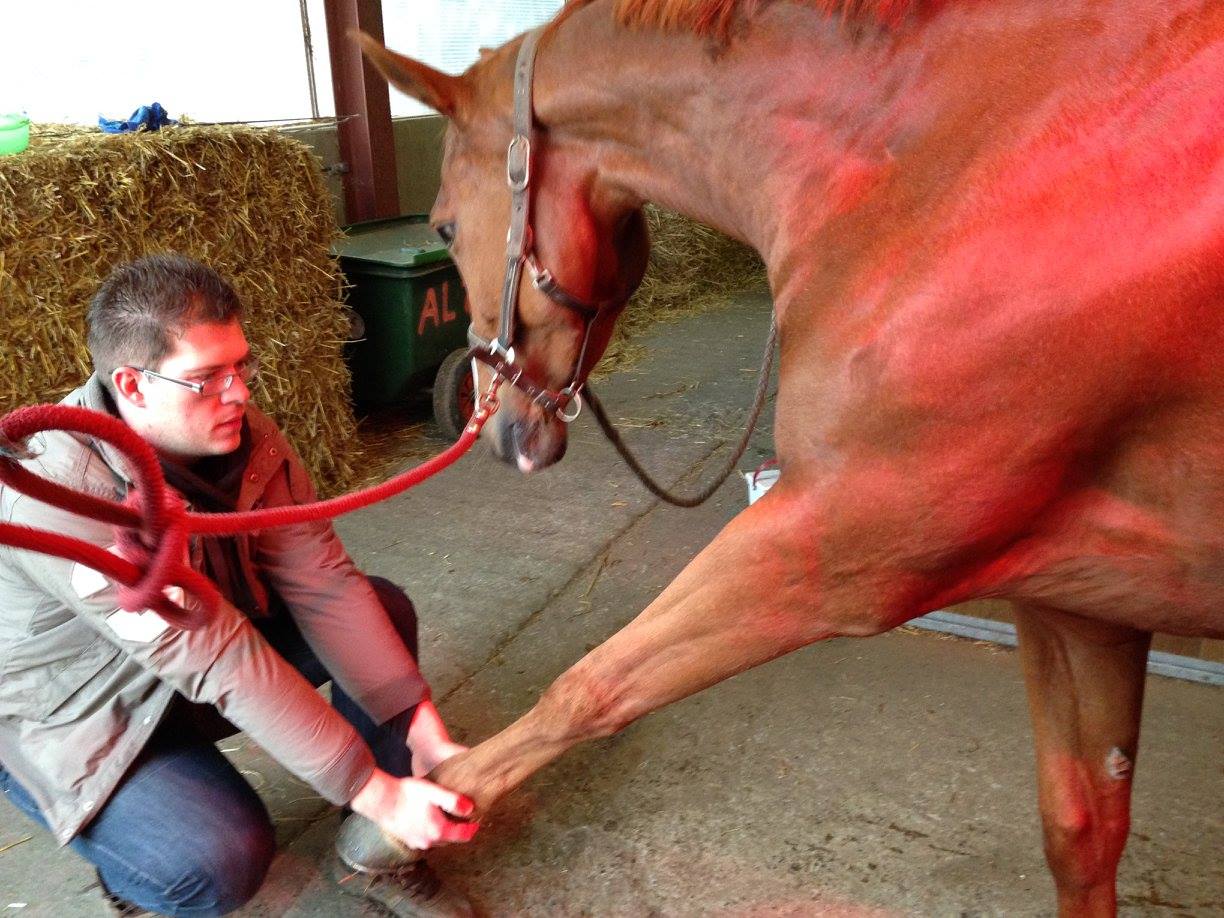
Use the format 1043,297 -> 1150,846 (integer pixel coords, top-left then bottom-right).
1014,604 -> 1152,918
430,481 -> 916,814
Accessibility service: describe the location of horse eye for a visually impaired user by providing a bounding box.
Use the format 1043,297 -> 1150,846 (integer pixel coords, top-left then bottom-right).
435,222 -> 457,247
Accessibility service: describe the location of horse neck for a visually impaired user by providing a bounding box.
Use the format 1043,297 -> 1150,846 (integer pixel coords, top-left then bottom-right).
536,2 -> 924,290
538,0 -> 1205,314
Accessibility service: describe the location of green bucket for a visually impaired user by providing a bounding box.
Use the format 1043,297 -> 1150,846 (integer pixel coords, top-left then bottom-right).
0,114 -> 30,156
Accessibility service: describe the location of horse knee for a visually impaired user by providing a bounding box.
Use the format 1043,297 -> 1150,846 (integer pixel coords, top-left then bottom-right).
163,816 -> 276,915
538,662 -> 634,742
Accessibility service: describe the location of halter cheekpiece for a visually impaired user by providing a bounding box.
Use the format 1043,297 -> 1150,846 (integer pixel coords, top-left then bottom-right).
464,27 -> 623,422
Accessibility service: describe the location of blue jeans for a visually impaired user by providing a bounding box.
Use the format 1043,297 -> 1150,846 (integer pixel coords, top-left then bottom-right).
0,576 -> 420,916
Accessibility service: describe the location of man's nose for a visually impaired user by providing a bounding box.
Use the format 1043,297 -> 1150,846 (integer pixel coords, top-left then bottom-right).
221,376 -> 251,405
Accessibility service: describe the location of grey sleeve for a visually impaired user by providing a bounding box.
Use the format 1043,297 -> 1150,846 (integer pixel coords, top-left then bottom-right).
7,493 -> 376,805
253,462 -> 431,725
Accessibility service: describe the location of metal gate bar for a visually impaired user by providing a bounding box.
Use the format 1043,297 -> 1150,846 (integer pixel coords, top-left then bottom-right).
912,610 -> 1224,686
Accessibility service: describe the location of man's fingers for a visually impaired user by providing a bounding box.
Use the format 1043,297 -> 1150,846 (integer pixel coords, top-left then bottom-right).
393,810 -> 477,849
434,812 -> 480,844
423,783 -> 476,819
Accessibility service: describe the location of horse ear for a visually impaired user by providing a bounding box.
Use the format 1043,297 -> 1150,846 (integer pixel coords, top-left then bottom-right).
350,30 -> 469,119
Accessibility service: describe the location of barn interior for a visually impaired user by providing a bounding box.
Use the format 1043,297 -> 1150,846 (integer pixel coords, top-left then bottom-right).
0,2 -> 1220,915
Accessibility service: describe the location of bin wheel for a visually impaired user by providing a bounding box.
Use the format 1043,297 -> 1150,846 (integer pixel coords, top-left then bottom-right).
433,348 -> 476,440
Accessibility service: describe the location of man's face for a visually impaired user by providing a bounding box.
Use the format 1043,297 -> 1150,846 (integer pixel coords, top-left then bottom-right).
115,319 -> 253,463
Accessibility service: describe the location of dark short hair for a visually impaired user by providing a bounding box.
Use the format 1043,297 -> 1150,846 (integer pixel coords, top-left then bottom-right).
87,253 -> 243,390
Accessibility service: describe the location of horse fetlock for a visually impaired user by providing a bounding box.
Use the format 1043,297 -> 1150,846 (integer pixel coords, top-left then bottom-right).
1040,804 -> 1130,896
428,748 -> 507,816
1053,883 -> 1119,918
1042,836 -> 1118,898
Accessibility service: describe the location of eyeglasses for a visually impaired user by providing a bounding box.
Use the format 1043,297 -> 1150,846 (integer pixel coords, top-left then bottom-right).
136,356 -> 260,397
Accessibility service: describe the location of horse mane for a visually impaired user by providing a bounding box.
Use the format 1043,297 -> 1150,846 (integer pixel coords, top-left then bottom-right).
559,0 -> 919,37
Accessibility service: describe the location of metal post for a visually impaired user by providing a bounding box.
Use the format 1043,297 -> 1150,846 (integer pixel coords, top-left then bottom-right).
299,0 -> 321,120
323,0 -> 401,222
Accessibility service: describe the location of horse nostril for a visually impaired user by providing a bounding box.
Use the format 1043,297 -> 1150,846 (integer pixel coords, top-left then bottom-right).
505,418 -> 540,473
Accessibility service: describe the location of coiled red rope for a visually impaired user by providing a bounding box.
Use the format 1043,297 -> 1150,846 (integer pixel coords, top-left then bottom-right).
0,383 -> 499,630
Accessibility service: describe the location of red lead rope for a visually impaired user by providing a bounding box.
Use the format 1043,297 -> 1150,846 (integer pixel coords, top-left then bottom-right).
0,381 -> 500,630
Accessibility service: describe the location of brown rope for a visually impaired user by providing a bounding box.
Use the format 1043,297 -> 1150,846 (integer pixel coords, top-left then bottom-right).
585,315 -> 778,507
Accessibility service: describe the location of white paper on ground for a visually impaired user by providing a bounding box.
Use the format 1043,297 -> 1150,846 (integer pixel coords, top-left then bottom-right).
744,468 -> 781,505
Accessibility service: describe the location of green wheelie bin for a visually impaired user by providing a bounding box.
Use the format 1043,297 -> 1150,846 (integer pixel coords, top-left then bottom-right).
333,215 -> 475,438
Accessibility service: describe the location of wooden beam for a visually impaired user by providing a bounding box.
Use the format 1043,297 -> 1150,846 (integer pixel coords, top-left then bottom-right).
324,0 -> 400,222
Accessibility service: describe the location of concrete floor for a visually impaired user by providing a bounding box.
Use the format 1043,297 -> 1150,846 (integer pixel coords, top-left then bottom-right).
1,293 -> 1221,916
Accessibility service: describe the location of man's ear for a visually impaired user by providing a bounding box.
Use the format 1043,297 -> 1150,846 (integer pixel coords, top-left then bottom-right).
111,367 -> 147,408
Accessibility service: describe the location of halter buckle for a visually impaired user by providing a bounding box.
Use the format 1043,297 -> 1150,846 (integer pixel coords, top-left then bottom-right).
488,338 -> 516,365
506,135 -> 531,192
530,263 -> 553,290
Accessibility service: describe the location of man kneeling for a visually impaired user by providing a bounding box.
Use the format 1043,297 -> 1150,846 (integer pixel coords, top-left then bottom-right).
0,254 -> 476,916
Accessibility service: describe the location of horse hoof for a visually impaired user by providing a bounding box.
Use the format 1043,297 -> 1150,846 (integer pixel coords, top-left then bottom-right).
335,812 -> 419,872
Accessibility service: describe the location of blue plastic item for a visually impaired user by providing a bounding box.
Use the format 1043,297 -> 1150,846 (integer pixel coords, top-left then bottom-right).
98,102 -> 177,134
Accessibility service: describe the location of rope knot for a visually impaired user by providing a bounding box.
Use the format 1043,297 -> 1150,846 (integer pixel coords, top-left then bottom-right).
114,487 -> 216,629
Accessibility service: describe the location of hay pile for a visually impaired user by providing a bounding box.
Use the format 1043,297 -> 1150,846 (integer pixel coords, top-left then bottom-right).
0,123 -> 359,495
595,205 -> 767,377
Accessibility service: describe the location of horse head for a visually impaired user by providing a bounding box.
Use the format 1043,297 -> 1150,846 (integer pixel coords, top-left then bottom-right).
354,30 -> 651,472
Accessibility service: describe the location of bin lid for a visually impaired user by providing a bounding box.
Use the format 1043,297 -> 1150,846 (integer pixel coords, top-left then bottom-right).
332,216 -> 452,268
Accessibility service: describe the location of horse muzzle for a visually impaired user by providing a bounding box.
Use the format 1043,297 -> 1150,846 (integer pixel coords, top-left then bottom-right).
486,399 -> 568,473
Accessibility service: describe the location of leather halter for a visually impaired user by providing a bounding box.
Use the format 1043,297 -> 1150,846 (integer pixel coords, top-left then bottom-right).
464,27 -> 623,422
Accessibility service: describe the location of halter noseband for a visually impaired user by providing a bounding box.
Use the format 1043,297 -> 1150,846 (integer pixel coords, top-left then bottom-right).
464,27 -> 622,422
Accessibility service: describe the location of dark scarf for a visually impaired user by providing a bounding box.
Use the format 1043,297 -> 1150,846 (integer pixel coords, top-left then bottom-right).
158,421 -> 273,618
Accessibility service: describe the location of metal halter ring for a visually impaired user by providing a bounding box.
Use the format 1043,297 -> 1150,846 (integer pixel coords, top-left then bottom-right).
557,393 -> 583,423
489,339 -> 516,365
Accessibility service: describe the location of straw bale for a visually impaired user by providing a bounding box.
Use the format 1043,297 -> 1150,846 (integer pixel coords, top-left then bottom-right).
0,123 -> 360,495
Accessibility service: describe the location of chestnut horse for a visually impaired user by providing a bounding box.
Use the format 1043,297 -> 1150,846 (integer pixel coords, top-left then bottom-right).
356,1 -> 1223,913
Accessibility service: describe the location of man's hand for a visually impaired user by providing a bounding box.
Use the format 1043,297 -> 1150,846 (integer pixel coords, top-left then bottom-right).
349,768 -> 478,851
407,700 -> 469,778
412,739 -> 468,779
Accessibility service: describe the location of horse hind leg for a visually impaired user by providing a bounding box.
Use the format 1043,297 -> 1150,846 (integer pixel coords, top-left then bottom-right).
1014,604 -> 1152,917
